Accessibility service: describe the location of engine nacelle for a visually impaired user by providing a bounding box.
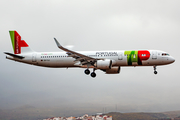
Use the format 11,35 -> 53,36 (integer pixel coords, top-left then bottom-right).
96,59 -> 112,69
105,66 -> 121,74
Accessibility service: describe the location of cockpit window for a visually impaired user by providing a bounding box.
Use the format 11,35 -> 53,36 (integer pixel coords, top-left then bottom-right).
162,53 -> 170,56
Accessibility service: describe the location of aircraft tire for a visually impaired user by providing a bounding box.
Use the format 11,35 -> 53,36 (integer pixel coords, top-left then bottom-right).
84,69 -> 90,75
91,72 -> 96,78
154,71 -> 158,74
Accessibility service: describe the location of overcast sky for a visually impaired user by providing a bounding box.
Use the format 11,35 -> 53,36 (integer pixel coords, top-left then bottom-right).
0,0 -> 180,114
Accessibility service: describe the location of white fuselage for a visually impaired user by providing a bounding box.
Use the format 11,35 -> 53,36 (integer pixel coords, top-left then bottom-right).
6,50 -> 175,68
6,30 -> 175,77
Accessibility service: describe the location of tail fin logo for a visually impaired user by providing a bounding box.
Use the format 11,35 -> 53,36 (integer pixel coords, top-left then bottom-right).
9,31 -> 29,54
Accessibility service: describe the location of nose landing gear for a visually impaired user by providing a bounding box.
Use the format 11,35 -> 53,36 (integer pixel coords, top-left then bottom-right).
153,65 -> 158,74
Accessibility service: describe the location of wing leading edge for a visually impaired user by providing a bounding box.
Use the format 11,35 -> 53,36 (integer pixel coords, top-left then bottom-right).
54,38 -> 97,66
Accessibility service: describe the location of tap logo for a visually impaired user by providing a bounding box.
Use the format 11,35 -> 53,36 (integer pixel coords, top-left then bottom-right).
9,31 -> 29,54
124,50 -> 150,65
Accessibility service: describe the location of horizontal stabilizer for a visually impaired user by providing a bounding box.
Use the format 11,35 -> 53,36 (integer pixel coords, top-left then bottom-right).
4,52 -> 24,59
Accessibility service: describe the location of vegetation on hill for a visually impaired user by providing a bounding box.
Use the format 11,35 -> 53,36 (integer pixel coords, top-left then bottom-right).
106,112 -> 168,120
163,110 -> 180,118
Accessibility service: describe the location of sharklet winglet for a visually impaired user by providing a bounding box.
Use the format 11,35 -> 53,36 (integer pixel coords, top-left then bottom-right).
54,38 -> 62,48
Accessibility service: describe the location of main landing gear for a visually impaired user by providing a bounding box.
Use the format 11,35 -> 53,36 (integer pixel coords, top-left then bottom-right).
84,69 -> 90,75
84,68 -> 96,78
153,65 -> 158,74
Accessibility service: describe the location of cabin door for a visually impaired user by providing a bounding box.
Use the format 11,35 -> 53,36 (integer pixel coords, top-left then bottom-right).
32,53 -> 37,62
152,51 -> 157,59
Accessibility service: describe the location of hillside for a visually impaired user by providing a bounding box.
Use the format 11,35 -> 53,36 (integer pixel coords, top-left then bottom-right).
163,111 -> 180,118
1,106 -> 180,120
0,105 -> 99,120
106,112 -> 168,120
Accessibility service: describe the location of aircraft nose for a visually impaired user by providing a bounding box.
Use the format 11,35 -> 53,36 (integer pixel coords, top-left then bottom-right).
170,57 -> 175,63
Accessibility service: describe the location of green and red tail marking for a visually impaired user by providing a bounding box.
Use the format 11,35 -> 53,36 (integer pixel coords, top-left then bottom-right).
9,31 -> 29,54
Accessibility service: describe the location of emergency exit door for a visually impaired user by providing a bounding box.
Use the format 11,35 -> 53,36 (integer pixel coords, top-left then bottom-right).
118,52 -> 123,60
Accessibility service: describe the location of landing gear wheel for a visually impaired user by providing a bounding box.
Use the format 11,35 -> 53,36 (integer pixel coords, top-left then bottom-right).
91,72 -> 96,78
153,65 -> 158,75
84,69 -> 90,75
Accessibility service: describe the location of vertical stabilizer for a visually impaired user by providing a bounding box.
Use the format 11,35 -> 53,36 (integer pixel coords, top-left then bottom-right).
9,31 -> 34,54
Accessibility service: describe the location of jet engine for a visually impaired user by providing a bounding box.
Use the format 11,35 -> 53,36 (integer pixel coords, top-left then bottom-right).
105,66 -> 121,74
96,59 -> 112,69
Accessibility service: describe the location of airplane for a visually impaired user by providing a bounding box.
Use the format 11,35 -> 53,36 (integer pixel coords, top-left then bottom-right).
4,31 -> 175,78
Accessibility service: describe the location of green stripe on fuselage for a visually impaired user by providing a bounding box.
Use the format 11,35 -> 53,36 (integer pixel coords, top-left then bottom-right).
124,51 -> 138,65
9,31 -> 15,52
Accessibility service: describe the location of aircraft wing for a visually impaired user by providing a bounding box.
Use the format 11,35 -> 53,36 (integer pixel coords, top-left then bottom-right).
54,38 -> 98,66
